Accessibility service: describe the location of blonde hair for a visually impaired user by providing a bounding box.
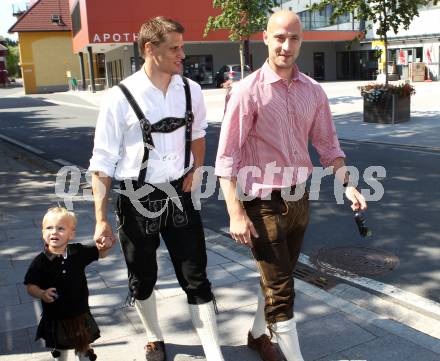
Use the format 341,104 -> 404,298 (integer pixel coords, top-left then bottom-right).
42,207 -> 77,229
138,16 -> 184,58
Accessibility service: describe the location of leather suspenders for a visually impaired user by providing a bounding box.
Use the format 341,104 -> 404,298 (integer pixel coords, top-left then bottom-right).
118,76 -> 193,185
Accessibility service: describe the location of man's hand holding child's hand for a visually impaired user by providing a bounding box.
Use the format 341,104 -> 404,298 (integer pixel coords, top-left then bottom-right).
96,236 -> 113,251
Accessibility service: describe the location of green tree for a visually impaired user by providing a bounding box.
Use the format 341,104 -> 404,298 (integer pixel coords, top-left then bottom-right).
4,38 -> 18,47
6,45 -> 20,78
310,0 -> 438,85
204,0 -> 276,79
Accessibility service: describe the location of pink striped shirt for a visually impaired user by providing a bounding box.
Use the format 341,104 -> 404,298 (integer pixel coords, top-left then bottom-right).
215,61 -> 345,197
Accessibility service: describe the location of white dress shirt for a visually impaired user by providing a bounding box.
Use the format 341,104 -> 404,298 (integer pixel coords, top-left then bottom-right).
89,69 -> 207,183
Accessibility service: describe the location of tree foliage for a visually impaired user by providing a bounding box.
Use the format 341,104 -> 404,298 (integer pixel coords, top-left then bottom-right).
4,38 -> 18,47
6,45 -> 21,78
310,0 -> 438,84
204,0 -> 276,78
204,0 -> 275,41
1,37 -> 20,78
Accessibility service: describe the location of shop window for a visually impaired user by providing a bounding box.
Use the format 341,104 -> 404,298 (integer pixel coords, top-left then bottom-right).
108,59 -> 123,86
96,53 -> 106,79
71,2 -> 81,37
108,62 -> 113,87
131,57 -> 144,74
415,47 -> 423,62
183,55 -> 213,85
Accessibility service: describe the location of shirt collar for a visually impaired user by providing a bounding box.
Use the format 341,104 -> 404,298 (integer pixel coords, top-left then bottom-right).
44,245 -> 68,261
138,67 -> 184,92
262,60 -> 304,85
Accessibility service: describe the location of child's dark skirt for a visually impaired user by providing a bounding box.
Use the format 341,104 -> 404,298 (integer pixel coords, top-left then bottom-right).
36,311 -> 100,352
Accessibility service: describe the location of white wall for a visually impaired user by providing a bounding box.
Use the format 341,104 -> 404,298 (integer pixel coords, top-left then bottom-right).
104,45 -> 133,85
369,6 -> 440,39
278,0 -> 315,12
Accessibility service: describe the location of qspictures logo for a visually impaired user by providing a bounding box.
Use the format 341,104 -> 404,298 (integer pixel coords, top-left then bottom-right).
54,162 -> 385,214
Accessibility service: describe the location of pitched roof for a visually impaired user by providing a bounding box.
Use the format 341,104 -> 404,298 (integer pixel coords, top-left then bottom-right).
0,44 -> 7,51
8,0 -> 72,33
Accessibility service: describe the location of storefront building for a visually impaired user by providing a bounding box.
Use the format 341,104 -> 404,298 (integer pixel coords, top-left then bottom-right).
369,3 -> 440,81
68,0 -> 360,89
281,0 -> 440,81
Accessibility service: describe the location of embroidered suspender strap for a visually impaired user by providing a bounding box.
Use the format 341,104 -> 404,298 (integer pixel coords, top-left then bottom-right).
118,84 -> 155,149
181,76 -> 194,171
117,79 -> 192,186
118,83 -> 154,185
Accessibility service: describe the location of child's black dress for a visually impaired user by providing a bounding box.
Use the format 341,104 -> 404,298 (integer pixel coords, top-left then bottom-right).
24,243 -> 101,350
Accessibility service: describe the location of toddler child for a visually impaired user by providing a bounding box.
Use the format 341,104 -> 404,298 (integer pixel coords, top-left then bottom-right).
24,207 -> 112,360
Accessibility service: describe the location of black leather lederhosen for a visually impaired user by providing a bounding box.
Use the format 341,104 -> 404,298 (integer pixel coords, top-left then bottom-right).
115,77 -> 214,305
117,76 -> 194,233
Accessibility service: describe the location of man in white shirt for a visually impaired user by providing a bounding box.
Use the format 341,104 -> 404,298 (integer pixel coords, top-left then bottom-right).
89,17 -> 224,361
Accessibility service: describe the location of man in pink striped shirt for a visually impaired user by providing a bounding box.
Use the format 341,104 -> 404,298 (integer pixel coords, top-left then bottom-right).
215,10 -> 366,361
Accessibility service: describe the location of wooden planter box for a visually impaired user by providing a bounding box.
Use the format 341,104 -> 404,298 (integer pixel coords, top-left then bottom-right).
363,93 -> 411,124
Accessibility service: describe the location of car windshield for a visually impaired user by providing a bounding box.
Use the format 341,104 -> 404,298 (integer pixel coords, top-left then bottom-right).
231,65 -> 250,72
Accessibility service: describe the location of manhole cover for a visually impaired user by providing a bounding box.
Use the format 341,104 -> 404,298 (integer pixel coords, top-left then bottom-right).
312,246 -> 399,277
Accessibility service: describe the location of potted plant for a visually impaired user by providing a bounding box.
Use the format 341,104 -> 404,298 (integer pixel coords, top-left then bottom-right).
359,82 -> 415,123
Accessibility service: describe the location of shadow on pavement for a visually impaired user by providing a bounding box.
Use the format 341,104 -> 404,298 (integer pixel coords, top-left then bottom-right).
0,97 -> 57,109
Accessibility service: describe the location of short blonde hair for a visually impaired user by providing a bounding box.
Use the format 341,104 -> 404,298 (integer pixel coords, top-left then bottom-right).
138,16 -> 184,58
42,207 -> 77,229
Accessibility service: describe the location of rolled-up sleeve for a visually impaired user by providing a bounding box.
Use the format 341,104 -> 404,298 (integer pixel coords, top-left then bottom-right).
310,88 -> 345,168
190,83 -> 207,140
215,84 -> 255,178
88,88 -> 125,177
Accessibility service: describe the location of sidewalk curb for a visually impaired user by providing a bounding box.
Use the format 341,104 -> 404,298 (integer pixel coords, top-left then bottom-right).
340,138 -> 440,152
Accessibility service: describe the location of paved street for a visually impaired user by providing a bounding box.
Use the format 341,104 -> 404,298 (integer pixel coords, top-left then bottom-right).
0,138 -> 439,361
0,80 -> 439,360
1,80 -> 439,302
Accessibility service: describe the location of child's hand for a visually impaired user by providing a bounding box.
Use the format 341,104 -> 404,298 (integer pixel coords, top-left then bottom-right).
96,236 -> 113,251
42,288 -> 58,303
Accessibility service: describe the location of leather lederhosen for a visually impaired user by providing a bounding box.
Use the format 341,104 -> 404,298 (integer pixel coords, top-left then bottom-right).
117,77 -> 195,233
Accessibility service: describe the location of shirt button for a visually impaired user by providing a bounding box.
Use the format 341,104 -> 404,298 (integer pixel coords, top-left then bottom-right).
62,270 -> 66,274
61,261 -> 64,264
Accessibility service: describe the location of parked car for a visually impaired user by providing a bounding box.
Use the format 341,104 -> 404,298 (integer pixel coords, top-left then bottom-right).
214,64 -> 251,87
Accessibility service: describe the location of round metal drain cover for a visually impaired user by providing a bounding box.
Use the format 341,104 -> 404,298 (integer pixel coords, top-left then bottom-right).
313,246 -> 399,277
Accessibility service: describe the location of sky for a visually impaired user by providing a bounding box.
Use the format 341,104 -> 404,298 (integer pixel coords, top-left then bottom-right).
0,0 -> 29,40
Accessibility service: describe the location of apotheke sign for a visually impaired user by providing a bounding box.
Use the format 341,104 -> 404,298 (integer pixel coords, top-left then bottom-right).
93,32 -> 139,43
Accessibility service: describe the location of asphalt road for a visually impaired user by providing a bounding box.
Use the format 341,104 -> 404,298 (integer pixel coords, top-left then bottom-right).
1,89 -> 439,303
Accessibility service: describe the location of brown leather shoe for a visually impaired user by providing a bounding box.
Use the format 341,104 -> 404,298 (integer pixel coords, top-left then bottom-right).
145,341 -> 166,361
247,331 -> 282,361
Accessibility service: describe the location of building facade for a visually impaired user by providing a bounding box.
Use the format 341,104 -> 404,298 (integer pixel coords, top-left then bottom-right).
281,0 -> 440,81
68,0 -> 360,89
367,2 -> 440,81
9,0 -> 83,94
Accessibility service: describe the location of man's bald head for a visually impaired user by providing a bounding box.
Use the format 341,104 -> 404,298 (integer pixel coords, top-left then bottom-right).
263,10 -> 303,79
267,10 -> 302,34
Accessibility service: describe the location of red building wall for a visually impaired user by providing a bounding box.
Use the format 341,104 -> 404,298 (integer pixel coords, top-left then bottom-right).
69,0 -> 361,54
69,0 -> 228,53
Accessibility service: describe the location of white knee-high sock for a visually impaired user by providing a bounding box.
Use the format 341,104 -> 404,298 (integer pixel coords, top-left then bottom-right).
75,349 -> 97,361
135,291 -> 164,342
75,352 -> 89,361
273,318 -> 305,361
54,349 -> 69,361
189,302 -> 225,361
250,287 -> 267,338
